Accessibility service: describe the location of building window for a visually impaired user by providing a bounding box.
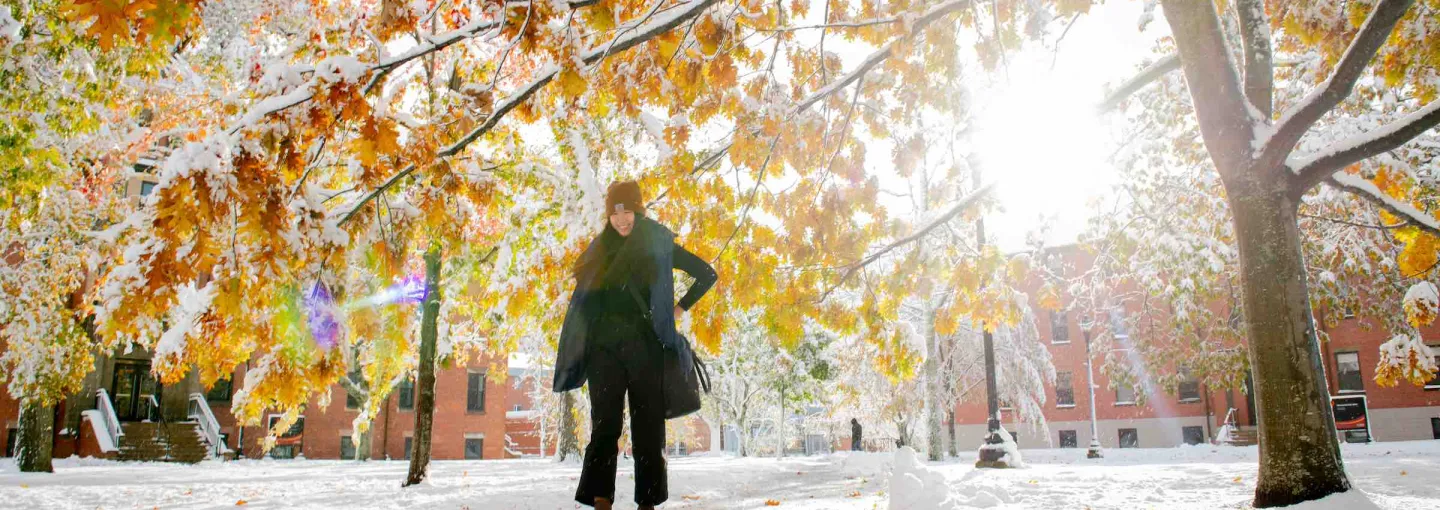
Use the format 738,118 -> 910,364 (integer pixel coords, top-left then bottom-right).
1178,371 -> 1200,402
1336,352 -> 1364,393
403,437 -> 413,460
266,415 -> 305,459
1427,347 -> 1440,390
340,436 -> 356,460
139,180 -> 157,196
1118,428 -> 1138,448
345,390 -> 362,410
1431,418 -> 1440,440
1056,372 -> 1075,407
1059,430 -> 1077,448
1182,426 -> 1204,445
1050,311 -> 1070,344
5,428 -> 16,457
398,377 -> 415,411
206,377 -> 233,402
512,404 -> 524,412
464,437 -> 484,460
467,371 -> 486,413
1115,385 -> 1136,405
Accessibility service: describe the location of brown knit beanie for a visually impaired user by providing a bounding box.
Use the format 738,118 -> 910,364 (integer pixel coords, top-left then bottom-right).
605,180 -> 645,216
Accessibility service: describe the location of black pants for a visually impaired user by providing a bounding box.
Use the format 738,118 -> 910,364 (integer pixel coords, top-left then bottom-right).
576,320 -> 667,507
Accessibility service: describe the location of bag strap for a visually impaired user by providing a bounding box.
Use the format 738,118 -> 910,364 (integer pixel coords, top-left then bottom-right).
693,356 -> 712,393
625,281 -> 712,394
623,283 -> 653,320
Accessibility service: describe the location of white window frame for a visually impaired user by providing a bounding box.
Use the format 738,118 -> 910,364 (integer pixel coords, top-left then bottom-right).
1114,385 -> 1137,406
1335,351 -> 1365,394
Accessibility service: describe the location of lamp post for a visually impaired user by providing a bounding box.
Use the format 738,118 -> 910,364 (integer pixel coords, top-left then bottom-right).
972,168 -> 1011,469
1082,325 -> 1103,459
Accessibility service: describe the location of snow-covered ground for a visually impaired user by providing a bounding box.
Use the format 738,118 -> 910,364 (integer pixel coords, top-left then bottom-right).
1,441 -> 1437,509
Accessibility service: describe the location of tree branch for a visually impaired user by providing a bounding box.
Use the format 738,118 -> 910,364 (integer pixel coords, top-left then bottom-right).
1159,0 -> 1256,172
1289,99 -> 1440,194
1235,0 -> 1273,118
1324,173 -> 1440,238
816,181 -> 996,304
439,0 -> 721,158
1297,213 -> 1406,231
1097,54 -> 1180,112
1262,0 -> 1415,166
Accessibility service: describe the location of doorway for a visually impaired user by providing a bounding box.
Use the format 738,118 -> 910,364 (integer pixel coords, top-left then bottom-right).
112,361 -> 161,421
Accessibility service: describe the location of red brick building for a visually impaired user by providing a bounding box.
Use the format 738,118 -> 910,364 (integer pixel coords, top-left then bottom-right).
951,246 -> 1440,449
202,356 -> 510,461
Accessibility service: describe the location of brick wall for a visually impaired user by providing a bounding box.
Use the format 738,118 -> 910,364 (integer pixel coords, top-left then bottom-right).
207,357 -> 510,461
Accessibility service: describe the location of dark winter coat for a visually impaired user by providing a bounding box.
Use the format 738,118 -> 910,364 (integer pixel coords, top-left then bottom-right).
552,216 -> 716,393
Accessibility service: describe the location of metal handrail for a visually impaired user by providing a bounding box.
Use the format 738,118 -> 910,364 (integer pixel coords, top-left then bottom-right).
144,394 -> 161,422
188,393 -> 231,458
94,388 -> 124,448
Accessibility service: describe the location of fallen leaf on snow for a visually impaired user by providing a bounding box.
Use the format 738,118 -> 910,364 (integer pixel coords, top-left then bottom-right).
1400,470 -> 1407,476
235,500 -> 247,506
846,491 -> 862,498
682,495 -> 702,501
1232,476 -> 1242,484
765,499 -> 781,506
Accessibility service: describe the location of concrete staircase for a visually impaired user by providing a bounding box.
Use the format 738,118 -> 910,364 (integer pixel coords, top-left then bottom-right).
1225,427 -> 1259,447
118,422 -> 211,463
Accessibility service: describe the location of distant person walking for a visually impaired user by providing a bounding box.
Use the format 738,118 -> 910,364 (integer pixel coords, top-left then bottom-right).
851,418 -> 863,451
552,181 -> 718,510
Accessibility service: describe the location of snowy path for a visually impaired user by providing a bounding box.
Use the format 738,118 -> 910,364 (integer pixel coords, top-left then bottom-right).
1,441 -> 1437,509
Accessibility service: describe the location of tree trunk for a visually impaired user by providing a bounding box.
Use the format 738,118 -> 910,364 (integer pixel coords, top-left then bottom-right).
403,245 -> 443,487
16,400 -> 54,473
1228,183 -> 1350,507
947,409 -> 958,458
556,391 -> 581,461
356,429 -> 372,461
776,386 -> 785,458
924,311 -> 943,461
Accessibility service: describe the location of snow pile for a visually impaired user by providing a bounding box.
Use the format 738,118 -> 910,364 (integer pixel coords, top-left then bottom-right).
838,450 -> 893,478
1285,489 -> 1381,510
977,427 -> 1026,468
1403,281 -> 1438,326
80,411 -> 117,453
889,447 -> 960,510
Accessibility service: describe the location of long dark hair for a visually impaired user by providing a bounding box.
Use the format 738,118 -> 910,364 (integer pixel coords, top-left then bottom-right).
574,214 -> 656,290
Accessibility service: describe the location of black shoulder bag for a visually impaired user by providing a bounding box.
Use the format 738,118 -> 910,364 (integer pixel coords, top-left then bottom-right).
625,284 -> 712,419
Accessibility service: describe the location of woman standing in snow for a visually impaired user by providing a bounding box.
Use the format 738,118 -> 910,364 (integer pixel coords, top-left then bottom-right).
553,181 -> 718,510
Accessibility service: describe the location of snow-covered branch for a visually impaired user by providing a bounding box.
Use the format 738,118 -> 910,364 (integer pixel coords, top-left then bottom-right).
1262,0 -> 1414,164
1325,173 -> 1440,238
437,0 -> 719,157
817,181 -> 995,303
1289,100 -> 1440,193
1097,54 -> 1179,113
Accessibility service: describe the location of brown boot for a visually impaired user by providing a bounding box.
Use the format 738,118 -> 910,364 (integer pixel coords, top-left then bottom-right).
639,506 -> 656,510
594,498 -> 613,510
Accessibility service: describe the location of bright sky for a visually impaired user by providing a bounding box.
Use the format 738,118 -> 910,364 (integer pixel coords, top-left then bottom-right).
971,2 -> 1168,251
